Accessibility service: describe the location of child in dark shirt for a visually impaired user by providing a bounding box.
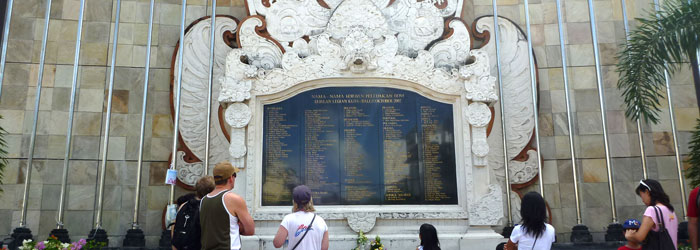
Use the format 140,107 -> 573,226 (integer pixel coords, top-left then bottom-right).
619,219 -> 642,250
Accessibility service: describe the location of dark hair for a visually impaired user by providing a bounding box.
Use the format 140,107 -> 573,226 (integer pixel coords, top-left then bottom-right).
419,223 -> 440,250
520,192 -> 547,239
176,193 -> 196,207
636,179 -> 674,212
495,242 -> 505,250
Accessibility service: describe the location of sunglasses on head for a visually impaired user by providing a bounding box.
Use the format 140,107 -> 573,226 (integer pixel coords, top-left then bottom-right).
639,180 -> 651,191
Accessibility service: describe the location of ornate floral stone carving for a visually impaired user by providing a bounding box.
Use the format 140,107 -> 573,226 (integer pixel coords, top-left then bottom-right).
264,0 -> 331,42
229,128 -> 247,159
468,184 -> 504,225
238,17 -> 284,70
222,0 -> 508,229
461,50 -> 498,103
225,103 -> 252,128
395,2 -> 444,57
347,212 -> 379,233
466,102 -> 491,128
219,75 -> 252,103
471,127 -> 489,166
429,19 -> 471,70
508,150 -> 540,184
176,151 -> 205,186
327,0 -> 390,40
466,102 -> 491,166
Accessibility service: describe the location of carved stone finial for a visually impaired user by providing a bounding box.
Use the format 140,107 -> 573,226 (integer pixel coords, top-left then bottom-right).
225,103 -> 252,128
327,0 -> 390,40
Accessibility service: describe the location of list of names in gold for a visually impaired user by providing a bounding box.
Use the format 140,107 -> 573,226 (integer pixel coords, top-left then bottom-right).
421,106 -> 450,202
342,106 -> 377,202
263,107 -> 298,204
304,109 -> 338,198
262,87 -> 457,205
382,105 -> 413,202
343,106 -> 373,185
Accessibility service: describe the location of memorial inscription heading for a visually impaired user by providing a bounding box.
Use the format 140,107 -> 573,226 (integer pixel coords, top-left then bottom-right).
262,87 -> 458,206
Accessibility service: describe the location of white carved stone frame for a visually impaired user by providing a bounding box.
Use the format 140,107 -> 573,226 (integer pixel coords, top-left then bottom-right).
219,0 -> 505,231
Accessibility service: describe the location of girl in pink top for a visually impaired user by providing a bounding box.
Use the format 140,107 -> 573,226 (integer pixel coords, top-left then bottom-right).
624,179 -> 678,248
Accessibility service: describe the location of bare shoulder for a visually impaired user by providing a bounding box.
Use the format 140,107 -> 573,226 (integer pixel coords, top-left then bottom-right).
224,191 -> 245,202
224,192 -> 247,208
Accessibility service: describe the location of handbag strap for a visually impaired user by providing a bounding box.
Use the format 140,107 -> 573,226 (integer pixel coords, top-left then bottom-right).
653,206 -> 666,230
291,213 -> 316,250
531,237 -> 538,250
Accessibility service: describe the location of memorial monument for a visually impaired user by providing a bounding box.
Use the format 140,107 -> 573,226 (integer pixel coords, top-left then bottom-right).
171,0 -> 539,247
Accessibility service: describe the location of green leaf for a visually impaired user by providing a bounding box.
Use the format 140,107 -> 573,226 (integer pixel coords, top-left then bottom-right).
616,0 -> 700,124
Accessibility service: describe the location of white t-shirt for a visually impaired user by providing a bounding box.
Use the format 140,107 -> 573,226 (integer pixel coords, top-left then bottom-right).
509,224 -> 555,250
281,211 -> 328,250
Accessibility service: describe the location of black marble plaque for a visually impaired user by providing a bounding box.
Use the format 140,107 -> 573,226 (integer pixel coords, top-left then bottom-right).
262,87 -> 457,206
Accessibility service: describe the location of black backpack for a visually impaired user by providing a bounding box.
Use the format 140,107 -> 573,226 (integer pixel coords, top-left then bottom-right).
642,206 -> 675,250
171,199 -> 201,250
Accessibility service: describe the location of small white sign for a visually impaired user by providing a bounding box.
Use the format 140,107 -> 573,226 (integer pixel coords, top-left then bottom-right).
165,169 -> 177,185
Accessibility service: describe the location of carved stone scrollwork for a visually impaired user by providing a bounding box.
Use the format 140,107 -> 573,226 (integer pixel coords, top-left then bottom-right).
429,19 -> 471,70
476,16 -> 535,161
508,150 -> 539,184
460,50 -> 498,103
327,0 -> 390,40
176,151 -> 205,186
476,17 -> 541,216
468,184 -> 504,225
229,128 -> 247,159
224,0 -> 506,229
238,16 -> 283,70
509,190 -> 522,223
219,50 -> 254,103
466,102 -> 491,166
172,16 -> 238,181
265,0 -> 331,43
471,127 -> 489,166
395,2 -> 443,57
347,212 -> 379,233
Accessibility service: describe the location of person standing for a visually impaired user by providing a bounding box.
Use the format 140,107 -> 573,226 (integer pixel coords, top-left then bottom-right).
504,192 -> 556,250
200,162 -> 255,250
625,179 -> 678,249
416,223 -> 441,250
273,185 -> 329,250
171,176 -> 215,250
688,185 -> 699,250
